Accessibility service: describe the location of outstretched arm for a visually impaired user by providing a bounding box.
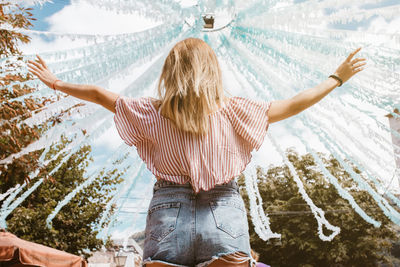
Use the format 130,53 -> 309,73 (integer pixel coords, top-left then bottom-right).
268,47 -> 366,124
27,54 -> 119,113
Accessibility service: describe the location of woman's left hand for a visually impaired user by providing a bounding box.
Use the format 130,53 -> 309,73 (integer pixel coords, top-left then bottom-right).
27,54 -> 59,89
333,47 -> 366,85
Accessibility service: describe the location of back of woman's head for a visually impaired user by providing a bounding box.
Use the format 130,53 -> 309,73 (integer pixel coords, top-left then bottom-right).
157,37 -> 224,135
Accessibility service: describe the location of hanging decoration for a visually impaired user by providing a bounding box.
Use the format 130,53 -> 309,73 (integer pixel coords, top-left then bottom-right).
1,0 -> 399,242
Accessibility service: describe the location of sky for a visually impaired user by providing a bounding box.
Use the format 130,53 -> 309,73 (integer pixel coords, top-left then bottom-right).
14,0 -> 400,240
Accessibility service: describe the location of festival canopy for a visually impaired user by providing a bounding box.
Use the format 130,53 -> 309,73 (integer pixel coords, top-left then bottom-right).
1,0 -> 400,244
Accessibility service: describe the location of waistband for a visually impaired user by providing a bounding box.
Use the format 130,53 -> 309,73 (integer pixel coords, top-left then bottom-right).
153,178 -> 239,193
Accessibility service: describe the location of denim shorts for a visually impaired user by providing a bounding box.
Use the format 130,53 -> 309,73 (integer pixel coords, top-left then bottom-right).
142,178 -> 255,267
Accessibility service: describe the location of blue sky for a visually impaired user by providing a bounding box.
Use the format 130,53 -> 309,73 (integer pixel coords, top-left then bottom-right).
26,0 -> 71,31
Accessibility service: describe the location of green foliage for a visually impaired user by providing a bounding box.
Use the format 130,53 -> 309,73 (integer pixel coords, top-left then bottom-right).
239,148 -> 400,267
6,135 -> 125,258
0,2 -> 35,57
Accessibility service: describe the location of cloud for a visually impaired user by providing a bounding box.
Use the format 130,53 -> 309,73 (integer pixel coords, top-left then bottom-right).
18,0 -> 161,55
45,1 -> 160,35
19,35 -> 91,55
361,16 -> 400,34
15,0 -> 53,6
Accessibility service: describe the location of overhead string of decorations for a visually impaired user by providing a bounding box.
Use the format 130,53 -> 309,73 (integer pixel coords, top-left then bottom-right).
1,0 -> 399,243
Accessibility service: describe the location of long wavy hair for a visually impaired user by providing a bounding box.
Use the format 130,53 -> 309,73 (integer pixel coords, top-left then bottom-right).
156,37 -> 225,135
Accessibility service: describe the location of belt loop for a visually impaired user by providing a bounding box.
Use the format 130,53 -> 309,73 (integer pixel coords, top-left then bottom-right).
153,181 -> 158,193
235,180 -> 240,193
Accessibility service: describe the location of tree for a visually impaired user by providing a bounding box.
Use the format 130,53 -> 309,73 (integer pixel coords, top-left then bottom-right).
6,135 -> 124,258
0,2 -> 34,56
238,148 -> 400,267
1,2 -> 123,258
0,2 -> 48,188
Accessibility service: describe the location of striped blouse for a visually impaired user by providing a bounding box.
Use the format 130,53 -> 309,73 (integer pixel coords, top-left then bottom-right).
113,95 -> 271,193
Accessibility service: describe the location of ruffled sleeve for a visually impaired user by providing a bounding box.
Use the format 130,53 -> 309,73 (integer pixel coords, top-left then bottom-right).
113,95 -> 152,147
225,96 -> 272,151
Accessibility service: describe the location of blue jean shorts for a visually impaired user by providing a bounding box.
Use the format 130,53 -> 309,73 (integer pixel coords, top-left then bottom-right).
142,178 -> 255,267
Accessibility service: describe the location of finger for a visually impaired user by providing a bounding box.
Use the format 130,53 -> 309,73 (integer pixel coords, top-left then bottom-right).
352,62 -> 367,69
350,58 -> 366,65
28,60 -> 44,71
35,59 -> 45,70
36,54 -> 48,69
346,47 -> 361,62
28,66 -> 42,78
28,68 -> 41,78
35,59 -> 47,71
354,67 -> 365,74
28,64 -> 41,74
28,60 -> 42,70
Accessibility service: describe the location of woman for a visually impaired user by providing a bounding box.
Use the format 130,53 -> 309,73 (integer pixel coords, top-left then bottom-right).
27,38 -> 365,267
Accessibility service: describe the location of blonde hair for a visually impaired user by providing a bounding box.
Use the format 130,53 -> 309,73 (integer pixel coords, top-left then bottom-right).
251,249 -> 260,261
157,37 -> 225,135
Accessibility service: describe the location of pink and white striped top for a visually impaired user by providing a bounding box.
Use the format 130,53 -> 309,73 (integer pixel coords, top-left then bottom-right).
113,95 -> 271,193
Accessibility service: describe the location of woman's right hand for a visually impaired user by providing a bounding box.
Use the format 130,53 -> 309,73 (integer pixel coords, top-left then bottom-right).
333,47 -> 366,84
27,54 -> 60,89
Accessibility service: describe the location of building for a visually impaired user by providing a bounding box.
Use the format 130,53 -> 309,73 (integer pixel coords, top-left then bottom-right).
88,237 -> 142,267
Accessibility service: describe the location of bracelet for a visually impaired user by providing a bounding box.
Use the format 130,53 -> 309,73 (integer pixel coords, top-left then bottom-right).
329,74 -> 343,87
52,79 -> 61,90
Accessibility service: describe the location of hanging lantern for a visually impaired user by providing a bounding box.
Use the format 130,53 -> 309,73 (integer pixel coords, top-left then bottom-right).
203,13 -> 215,28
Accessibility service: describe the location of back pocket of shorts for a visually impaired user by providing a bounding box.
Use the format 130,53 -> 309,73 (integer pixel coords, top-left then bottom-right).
147,202 -> 181,242
209,199 -> 247,239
